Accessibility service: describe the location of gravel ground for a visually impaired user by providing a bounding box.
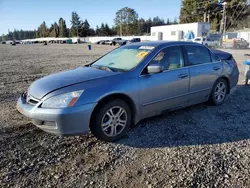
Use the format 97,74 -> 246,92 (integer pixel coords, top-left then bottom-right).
0,44 -> 250,188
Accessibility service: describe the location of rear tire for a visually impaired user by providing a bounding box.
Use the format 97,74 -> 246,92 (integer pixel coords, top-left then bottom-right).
90,99 -> 131,142
209,79 -> 228,106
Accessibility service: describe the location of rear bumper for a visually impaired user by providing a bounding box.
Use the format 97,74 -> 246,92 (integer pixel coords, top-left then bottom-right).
17,95 -> 97,136
230,67 -> 239,89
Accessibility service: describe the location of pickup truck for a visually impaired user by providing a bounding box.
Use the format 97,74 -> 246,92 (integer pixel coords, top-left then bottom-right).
222,38 -> 249,49
110,37 -> 141,46
193,37 -> 218,47
109,38 -> 122,46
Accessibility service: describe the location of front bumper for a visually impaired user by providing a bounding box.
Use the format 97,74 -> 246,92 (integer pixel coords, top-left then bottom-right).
16,94 -> 97,136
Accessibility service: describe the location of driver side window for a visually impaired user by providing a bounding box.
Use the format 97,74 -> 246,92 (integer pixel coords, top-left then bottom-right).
149,46 -> 184,71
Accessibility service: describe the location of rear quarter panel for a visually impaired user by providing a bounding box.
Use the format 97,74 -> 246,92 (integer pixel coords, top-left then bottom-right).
222,60 -> 239,89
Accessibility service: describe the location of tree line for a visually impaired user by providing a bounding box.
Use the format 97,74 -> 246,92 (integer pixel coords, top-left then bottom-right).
2,1 -> 250,41
179,0 -> 250,32
1,7 -> 178,41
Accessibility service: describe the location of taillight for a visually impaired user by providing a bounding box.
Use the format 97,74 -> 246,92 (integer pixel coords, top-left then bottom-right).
233,59 -> 238,67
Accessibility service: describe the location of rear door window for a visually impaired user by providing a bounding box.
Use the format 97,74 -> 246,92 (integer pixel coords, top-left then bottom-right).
210,51 -> 221,62
184,45 -> 211,65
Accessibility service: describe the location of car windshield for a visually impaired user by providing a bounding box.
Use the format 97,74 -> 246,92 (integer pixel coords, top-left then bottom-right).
91,45 -> 154,71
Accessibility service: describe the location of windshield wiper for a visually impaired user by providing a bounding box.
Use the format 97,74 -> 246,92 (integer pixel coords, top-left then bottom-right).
91,65 -> 114,72
91,65 -> 127,72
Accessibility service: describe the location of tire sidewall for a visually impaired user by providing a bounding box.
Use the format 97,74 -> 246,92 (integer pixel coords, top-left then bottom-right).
210,79 -> 228,106
91,99 -> 131,142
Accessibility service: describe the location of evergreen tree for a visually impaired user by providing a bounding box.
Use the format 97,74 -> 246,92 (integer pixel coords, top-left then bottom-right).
49,23 -> 59,37
166,18 -> 171,25
1,34 -> 6,41
96,25 -> 100,36
114,7 -> 140,35
13,29 -> 18,40
38,21 -> 49,37
173,17 -> 178,24
152,16 -> 165,26
70,12 -> 82,37
179,0 -> 250,32
59,18 -> 67,37
104,23 -> 111,35
81,19 -> 90,37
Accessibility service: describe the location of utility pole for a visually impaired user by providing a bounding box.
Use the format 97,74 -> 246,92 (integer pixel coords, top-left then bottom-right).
120,12 -> 123,36
120,22 -> 122,36
223,11 -> 227,36
77,25 -> 79,44
220,2 -> 227,46
204,11 -> 207,22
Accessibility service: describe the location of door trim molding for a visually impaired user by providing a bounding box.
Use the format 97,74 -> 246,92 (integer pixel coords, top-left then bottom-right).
142,87 -> 211,107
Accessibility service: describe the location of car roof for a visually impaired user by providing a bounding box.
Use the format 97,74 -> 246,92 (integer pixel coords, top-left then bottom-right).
126,41 -> 203,48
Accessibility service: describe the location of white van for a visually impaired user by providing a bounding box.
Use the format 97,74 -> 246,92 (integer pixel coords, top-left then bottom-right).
193,37 -> 217,47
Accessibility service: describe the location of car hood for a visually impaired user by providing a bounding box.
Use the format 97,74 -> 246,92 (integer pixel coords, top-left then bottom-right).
29,67 -> 119,99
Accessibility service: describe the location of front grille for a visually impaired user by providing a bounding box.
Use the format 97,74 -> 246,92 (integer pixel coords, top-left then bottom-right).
26,94 -> 40,105
32,119 -> 56,127
28,98 -> 39,105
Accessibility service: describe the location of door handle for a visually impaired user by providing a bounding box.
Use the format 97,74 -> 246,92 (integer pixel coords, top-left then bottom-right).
178,74 -> 188,79
213,67 -> 221,71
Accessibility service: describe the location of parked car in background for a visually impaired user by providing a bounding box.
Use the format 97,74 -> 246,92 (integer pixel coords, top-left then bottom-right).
95,40 -> 102,44
222,38 -> 249,49
119,38 -> 141,46
95,40 -> 111,45
193,37 -> 218,47
1,41 -> 6,44
96,40 -> 108,45
17,41 -> 239,142
110,38 -> 141,46
127,38 -> 141,44
22,41 -> 32,44
109,37 -> 122,45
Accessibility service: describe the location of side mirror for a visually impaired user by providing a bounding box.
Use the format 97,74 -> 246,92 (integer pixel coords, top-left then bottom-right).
147,64 -> 164,74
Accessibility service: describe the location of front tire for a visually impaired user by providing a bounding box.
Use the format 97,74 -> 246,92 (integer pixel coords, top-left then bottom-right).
209,79 -> 228,106
90,99 -> 131,142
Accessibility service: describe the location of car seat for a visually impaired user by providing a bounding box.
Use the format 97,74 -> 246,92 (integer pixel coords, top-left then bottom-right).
167,51 -> 182,70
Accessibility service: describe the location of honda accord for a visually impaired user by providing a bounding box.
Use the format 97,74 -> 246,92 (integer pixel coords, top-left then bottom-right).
17,41 -> 239,141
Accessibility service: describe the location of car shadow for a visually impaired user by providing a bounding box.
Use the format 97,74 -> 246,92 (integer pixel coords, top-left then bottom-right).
118,85 -> 250,148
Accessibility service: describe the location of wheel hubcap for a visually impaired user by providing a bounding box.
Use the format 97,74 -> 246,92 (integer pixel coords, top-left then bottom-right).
214,82 -> 226,102
101,106 -> 127,137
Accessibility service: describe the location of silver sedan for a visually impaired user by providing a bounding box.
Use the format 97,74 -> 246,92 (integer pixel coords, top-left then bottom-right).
17,41 -> 239,141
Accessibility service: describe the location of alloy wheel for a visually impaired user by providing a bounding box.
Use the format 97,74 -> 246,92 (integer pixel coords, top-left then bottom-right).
101,106 -> 127,137
214,82 -> 226,102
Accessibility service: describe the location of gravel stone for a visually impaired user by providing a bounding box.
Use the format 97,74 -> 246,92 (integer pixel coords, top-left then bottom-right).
0,44 -> 250,187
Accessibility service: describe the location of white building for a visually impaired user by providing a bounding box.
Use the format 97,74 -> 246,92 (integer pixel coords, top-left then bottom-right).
237,29 -> 250,42
150,22 -> 211,41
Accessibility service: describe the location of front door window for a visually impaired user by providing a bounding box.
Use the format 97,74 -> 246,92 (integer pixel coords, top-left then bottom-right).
149,46 -> 184,71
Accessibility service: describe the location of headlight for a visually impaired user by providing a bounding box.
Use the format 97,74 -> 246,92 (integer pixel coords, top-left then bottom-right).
41,90 -> 84,108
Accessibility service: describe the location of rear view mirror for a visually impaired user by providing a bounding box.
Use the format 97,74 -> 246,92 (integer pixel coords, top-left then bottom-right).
147,64 -> 164,74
